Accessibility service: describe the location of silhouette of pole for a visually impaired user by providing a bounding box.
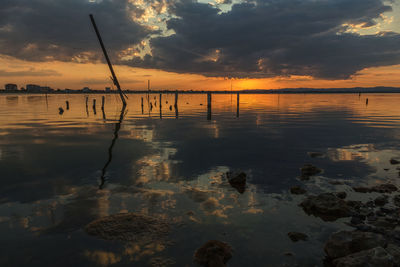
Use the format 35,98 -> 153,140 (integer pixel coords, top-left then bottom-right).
93,99 -> 97,115
85,96 -> 89,117
101,96 -> 106,120
207,92 -> 212,120
236,93 -> 239,118
89,14 -> 126,106
174,91 -> 179,119
159,93 -> 162,119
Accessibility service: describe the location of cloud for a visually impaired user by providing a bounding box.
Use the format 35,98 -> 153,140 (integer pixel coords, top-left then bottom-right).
1,0 -> 400,80
0,0 -> 154,62
129,0 -> 400,79
0,69 -> 62,77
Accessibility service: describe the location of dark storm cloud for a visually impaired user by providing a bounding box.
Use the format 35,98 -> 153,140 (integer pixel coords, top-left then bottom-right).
130,0 -> 400,79
0,0 -> 154,62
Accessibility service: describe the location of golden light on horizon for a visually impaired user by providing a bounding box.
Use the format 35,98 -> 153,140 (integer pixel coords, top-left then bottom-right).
1,55 -> 400,91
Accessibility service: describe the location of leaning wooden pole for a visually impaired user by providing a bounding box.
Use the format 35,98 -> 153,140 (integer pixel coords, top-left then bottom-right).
89,14 -> 126,106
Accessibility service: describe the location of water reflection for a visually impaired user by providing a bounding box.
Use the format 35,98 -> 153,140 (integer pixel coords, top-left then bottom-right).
99,105 -> 126,189
1,93 -> 400,266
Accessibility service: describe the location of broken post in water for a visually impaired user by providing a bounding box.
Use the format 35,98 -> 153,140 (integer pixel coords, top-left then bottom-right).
159,93 -> 162,119
101,96 -> 105,110
236,93 -> 240,118
174,91 -> 179,119
89,14 -> 126,106
93,99 -> 97,115
66,101 -> 69,110
207,92 -> 212,120
174,91 -> 178,109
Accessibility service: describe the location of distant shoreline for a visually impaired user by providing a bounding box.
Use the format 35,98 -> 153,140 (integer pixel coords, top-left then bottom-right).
2,87 -> 400,94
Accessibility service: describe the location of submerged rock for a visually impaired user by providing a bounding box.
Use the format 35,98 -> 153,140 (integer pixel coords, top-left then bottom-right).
288,232 -> 308,242
332,246 -> 393,267
290,186 -> 307,195
226,172 -> 246,194
300,164 -> 322,180
300,193 -> 359,221
85,213 -> 170,242
329,180 -> 346,185
374,195 -> 389,206
390,159 -> 400,165
324,231 -> 387,259
307,152 -> 325,158
393,195 -> 400,207
194,240 -> 233,267
353,184 -> 398,194
336,192 -> 347,199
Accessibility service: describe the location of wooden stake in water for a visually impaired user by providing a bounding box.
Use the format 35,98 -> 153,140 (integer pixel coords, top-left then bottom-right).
174,91 -> 179,119
101,96 -> 105,110
89,14 -> 126,106
236,93 -> 240,118
159,93 -> 162,119
93,99 -> 97,115
207,92 -> 212,120
66,100 -> 69,110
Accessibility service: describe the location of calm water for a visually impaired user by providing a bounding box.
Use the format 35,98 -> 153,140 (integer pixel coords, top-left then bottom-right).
1,93 -> 400,266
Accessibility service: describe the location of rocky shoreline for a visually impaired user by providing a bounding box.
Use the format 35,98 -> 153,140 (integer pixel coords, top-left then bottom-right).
292,160 -> 400,267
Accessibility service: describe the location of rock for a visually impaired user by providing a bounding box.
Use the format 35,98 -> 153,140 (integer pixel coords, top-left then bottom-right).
59,107 -> 64,114
369,217 -> 398,230
332,247 -> 394,267
300,164 -> 322,180
284,252 -> 294,257
194,240 -> 233,267
324,231 -> 387,259
300,193 -> 358,221
307,152 -> 325,158
390,159 -> 400,165
336,192 -> 347,199
386,244 -> 400,265
353,184 -> 397,194
288,232 -> 308,242
353,187 -> 370,193
393,195 -> 400,207
350,215 -> 365,225
365,201 -> 375,208
329,180 -> 345,185
290,186 -> 307,195
374,195 -> 389,206
85,213 -> 170,242
226,172 -> 246,194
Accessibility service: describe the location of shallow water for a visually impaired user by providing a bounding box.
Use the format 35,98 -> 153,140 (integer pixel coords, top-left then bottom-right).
1,93 -> 400,266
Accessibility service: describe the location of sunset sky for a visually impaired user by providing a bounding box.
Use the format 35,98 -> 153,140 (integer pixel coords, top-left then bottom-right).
1,0 -> 400,91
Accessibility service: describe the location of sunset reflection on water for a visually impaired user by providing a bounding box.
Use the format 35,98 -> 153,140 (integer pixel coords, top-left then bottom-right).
1,93 -> 400,266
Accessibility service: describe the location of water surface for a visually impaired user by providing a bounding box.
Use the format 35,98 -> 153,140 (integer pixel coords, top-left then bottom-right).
1,93 -> 400,266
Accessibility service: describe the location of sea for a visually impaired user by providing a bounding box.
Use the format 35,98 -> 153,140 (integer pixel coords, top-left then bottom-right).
1,93 -> 400,266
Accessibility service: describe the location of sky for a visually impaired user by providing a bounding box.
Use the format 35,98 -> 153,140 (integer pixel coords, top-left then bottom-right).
0,0 -> 400,91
